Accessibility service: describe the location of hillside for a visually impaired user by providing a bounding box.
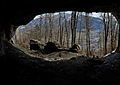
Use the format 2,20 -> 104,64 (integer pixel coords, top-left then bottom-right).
25,13 -> 103,32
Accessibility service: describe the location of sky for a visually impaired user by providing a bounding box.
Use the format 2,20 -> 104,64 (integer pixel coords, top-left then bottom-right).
34,11 -> 102,20
90,12 -> 101,17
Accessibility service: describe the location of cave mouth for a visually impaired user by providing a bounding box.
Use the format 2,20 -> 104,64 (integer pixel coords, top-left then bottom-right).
2,10 -> 120,84
10,11 -> 118,61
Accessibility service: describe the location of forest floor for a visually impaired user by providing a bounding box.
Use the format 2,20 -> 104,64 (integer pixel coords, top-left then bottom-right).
13,44 -> 83,61
1,41 -> 120,85
27,50 -> 81,61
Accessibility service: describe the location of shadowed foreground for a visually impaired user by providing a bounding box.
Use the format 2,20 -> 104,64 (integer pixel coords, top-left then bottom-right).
1,41 -> 120,85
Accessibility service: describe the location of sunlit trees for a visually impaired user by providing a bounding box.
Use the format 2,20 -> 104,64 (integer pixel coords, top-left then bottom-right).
71,11 -> 79,47
63,12 -> 70,48
14,12 -> 120,57
101,13 -> 110,55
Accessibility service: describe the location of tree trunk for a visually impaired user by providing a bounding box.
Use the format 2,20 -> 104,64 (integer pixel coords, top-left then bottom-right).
48,13 -> 53,42
64,12 -> 69,48
116,19 -> 120,52
78,13 -> 82,44
59,12 -> 63,46
44,14 -> 48,43
110,14 -> 114,51
85,13 -> 90,56
114,22 -> 118,49
103,13 -> 109,55
71,11 -> 77,46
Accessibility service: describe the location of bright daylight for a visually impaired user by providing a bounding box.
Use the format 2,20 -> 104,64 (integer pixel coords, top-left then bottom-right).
12,12 -> 118,60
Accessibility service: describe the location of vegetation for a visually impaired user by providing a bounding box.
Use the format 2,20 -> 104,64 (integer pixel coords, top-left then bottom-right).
12,12 -> 119,57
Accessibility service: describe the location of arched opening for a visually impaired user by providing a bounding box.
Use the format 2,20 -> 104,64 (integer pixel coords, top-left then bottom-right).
1,1 -> 120,84
10,11 -> 119,61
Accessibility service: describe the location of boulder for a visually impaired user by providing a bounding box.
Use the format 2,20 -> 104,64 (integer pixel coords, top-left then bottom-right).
44,42 -> 59,54
29,39 -> 40,50
69,44 -> 81,53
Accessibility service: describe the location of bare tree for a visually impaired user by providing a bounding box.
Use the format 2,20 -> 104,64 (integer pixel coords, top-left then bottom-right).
78,12 -> 82,44
63,12 -> 69,48
110,13 -> 115,51
85,13 -> 90,56
71,11 -> 76,46
38,15 -> 42,41
44,13 -> 48,43
58,12 -> 63,46
102,13 -> 110,55
117,20 -> 120,51
114,22 -> 119,49
113,13 -> 120,52
48,13 -> 53,42
71,11 -> 78,46
67,20 -> 71,48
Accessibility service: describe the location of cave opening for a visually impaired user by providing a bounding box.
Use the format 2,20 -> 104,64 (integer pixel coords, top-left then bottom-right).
0,1 -> 120,83
5,11 -> 120,83
10,11 -> 119,61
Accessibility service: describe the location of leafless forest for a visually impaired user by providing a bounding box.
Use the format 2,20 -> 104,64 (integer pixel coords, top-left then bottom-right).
11,11 -> 119,57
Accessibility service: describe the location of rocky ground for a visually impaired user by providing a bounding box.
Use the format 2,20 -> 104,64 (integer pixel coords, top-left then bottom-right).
1,41 -> 120,85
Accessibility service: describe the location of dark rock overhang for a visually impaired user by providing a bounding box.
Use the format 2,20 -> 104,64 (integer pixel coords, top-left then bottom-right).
0,0 -> 120,25
0,0 -> 120,41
